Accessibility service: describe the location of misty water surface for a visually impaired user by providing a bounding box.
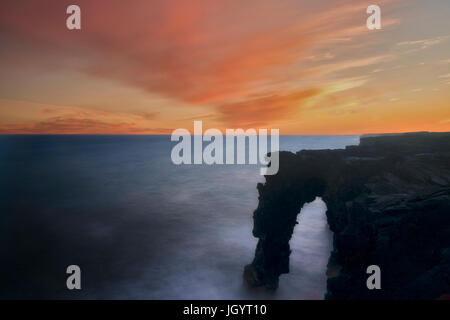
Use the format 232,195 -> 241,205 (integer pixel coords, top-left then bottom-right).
0,135 -> 359,299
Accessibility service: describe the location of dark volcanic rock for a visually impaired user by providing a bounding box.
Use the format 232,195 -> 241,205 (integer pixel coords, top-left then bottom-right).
244,132 -> 450,299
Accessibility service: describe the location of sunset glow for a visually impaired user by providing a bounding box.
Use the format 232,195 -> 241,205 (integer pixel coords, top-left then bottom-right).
0,0 -> 449,134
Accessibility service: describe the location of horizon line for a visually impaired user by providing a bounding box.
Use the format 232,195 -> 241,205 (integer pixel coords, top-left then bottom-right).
0,131 -> 449,137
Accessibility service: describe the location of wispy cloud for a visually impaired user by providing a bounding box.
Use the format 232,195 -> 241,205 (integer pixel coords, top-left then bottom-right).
0,0 -> 449,134
397,35 -> 450,50
217,89 -> 321,128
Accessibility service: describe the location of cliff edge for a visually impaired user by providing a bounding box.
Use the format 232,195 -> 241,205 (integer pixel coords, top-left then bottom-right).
244,132 -> 450,299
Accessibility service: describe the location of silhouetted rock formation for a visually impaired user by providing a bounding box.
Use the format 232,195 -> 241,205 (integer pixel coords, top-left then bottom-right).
244,132 -> 450,299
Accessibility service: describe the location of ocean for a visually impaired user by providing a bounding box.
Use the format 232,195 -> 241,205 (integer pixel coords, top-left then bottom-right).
0,135 -> 359,299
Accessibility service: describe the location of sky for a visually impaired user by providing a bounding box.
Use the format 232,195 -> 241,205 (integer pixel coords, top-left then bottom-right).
0,0 -> 449,134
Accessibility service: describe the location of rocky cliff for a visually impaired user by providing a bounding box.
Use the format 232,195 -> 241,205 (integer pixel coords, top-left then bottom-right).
244,132 -> 450,299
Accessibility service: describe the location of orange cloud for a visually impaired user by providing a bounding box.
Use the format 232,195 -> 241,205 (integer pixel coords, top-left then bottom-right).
1,0 -> 449,134
218,89 -> 321,128
0,0 -> 390,105
0,117 -> 172,135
